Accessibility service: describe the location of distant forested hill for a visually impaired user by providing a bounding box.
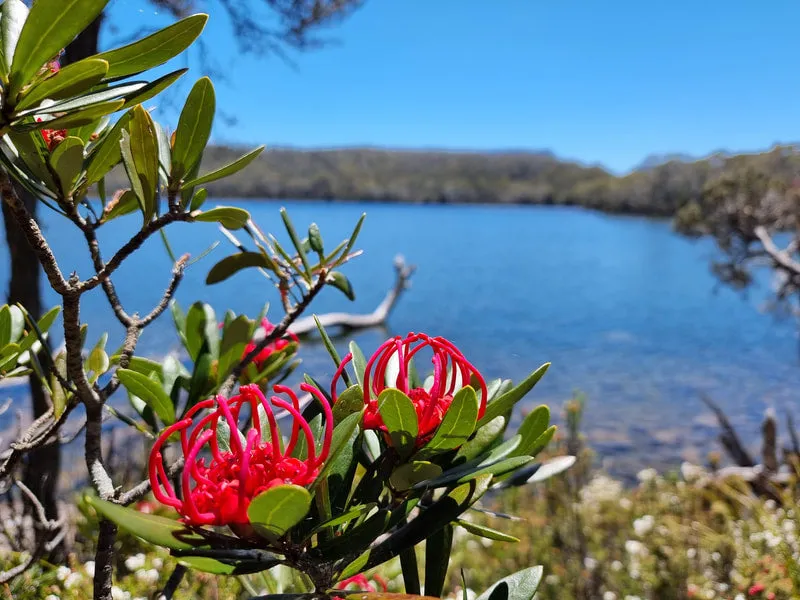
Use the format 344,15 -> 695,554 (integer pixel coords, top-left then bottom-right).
107,144 -> 800,216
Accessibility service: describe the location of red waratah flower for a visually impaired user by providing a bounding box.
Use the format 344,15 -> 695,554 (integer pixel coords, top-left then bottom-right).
335,573 -> 388,593
748,583 -> 766,596
149,383 -> 331,527
244,318 -> 299,371
319,333 -> 487,441
35,118 -> 67,151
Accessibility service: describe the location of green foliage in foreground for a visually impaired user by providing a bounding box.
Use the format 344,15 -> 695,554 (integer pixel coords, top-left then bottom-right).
7,444 -> 799,599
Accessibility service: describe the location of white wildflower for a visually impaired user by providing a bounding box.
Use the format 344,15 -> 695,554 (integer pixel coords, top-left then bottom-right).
135,568 -> 160,585
111,586 -> 131,600
56,565 -> 71,581
633,515 -> 654,537
687,548 -> 697,559
152,557 -> 164,569
680,462 -> 706,483
64,572 -> 83,589
611,560 -> 623,571
84,560 -> 95,578
124,553 -> 146,571
603,592 -> 617,600
625,540 -> 646,556
584,557 -> 597,570
636,468 -> 657,484
545,574 -> 560,585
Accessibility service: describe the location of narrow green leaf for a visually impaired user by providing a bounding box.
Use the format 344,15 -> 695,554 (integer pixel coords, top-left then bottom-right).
94,14 -> 208,78
327,271 -> 355,301
308,222 -> 324,255
339,213 -> 366,263
217,315 -> 250,382
17,82 -> 142,117
516,405 -> 549,456
419,385 -> 479,456
49,135 -> 84,197
455,416 -> 507,463
15,58 -> 108,111
279,207 -> 311,277
181,145 -> 264,189
313,315 -> 350,387
17,99 -> 125,131
425,524 -> 453,597
247,484 -> 311,541
193,206 -> 250,230
456,520 -> 519,543
120,68 -> 187,109
206,252 -> 272,285
86,495 -> 218,551
9,0 -> 109,93
377,388 -> 418,458
172,76 -> 214,179
189,187 -> 207,211
124,105 -> 159,222
87,346 -> 110,377
477,363 -> 550,427
84,111 -> 130,185
117,368 -> 175,425
184,302 -> 218,361
0,306 -> 12,346
0,0 -> 28,79
526,425 -> 556,458
348,341 -> 367,388
7,129 -> 57,189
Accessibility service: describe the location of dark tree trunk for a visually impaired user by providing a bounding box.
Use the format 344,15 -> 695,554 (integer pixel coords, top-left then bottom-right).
2,10 -> 104,555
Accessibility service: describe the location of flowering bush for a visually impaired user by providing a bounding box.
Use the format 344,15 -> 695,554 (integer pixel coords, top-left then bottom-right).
0,2 -> 559,599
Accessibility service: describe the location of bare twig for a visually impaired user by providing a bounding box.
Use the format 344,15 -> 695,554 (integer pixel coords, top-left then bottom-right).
156,564 -> 187,600
290,256 -> 415,335
701,394 -> 755,467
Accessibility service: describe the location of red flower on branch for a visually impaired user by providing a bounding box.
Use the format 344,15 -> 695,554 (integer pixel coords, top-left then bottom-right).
335,573 -> 388,593
36,118 -> 67,151
319,333 -> 487,441
149,383 -> 331,527
244,317 -> 299,371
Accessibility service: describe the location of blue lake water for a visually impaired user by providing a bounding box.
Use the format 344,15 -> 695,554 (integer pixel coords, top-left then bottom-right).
3,199 -> 799,478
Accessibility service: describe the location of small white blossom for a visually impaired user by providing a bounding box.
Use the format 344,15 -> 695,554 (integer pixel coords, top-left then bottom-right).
603,592 -> 617,600
611,560 -> 623,571
111,586 -> 131,600
124,553 -> 146,571
152,557 -> 164,569
584,557 -> 597,570
545,574 -> 560,585
636,468 -> 657,483
56,566 -> 71,581
633,515 -> 654,537
84,560 -> 95,578
45,595 -> 60,600
135,568 -> 159,585
64,572 -> 83,589
625,540 -> 646,556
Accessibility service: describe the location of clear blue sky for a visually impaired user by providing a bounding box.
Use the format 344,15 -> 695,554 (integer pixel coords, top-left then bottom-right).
106,0 -> 800,173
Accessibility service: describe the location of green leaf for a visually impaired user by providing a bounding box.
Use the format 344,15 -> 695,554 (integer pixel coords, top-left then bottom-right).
456,520 -> 519,543
0,0 -> 28,79
189,187 -> 207,211
474,567 -> 543,600
478,363 -> 550,427
117,368 -> 175,425
18,99 -> 125,130
122,105 -> 159,222
102,189 -> 139,222
205,251 -> 272,285
425,524 -> 453,598
51,351 -> 67,418
0,306 -> 11,346
415,436 -> 524,490
171,76 -> 214,179
94,14 -> 208,79
87,346 -> 109,377
84,111 -> 130,185
308,222 -> 324,255
120,68 -> 187,109
49,135 -> 84,197
516,406 -> 549,456
217,315 -> 250,382
315,410 -> 361,482
8,305 -> 23,343
247,484 -> 311,541
455,416 -> 506,463
377,388 -> 418,458
186,351 -> 213,411
184,302 -> 218,361
527,425 -> 556,458
181,145 -> 264,189
8,0 -> 110,93
176,556 -> 273,576
525,455 -> 576,484
193,206 -> 250,230
15,58 -> 108,111
309,503 -> 376,535
389,461 -> 443,492
348,341 -> 367,388
18,305 -> 60,353
419,385 -> 479,456
327,271 -> 355,301
7,129 -> 57,189
17,82 -> 142,117
331,384 -> 364,424
86,495 -> 218,551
